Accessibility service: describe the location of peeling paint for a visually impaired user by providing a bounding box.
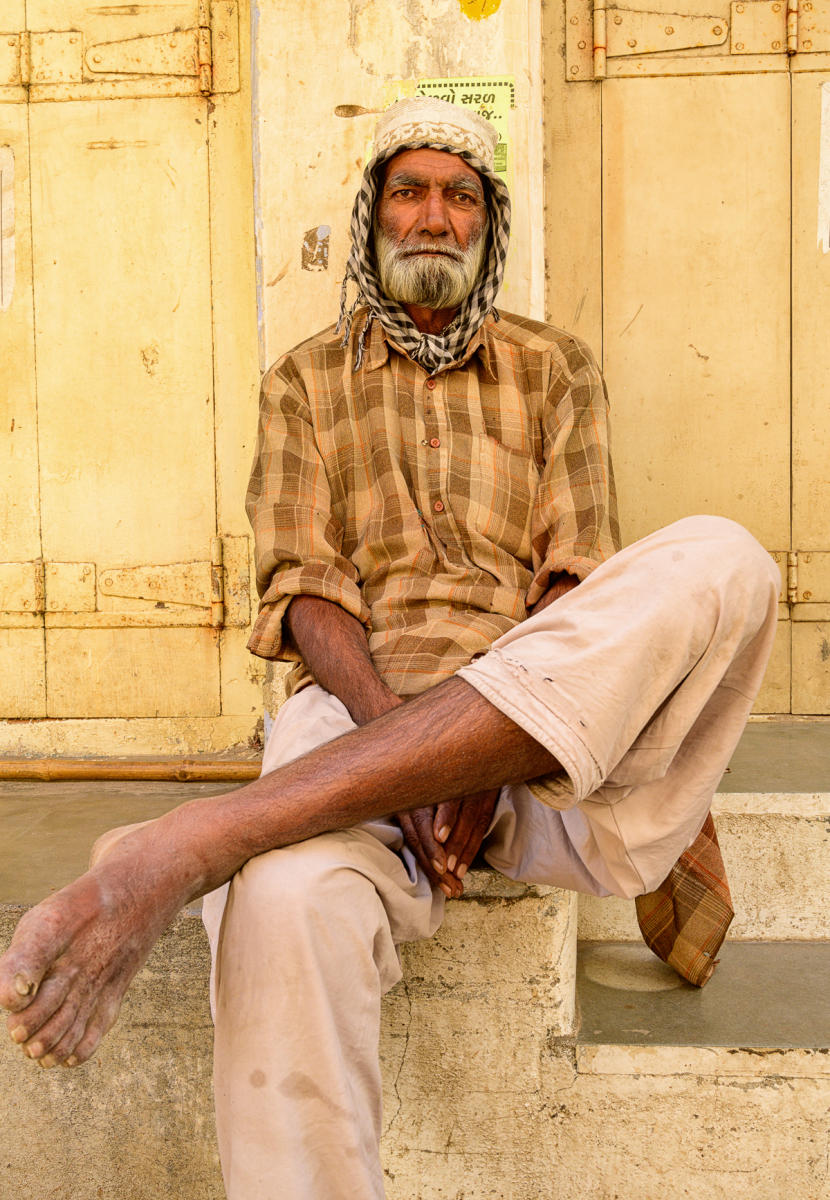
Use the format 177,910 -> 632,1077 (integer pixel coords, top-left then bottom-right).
0,147 -> 14,313
819,82 -> 830,254
301,225 -> 330,271
458,0 -> 502,17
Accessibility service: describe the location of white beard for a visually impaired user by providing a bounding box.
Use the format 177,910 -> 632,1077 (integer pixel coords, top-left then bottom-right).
374,224 -> 487,310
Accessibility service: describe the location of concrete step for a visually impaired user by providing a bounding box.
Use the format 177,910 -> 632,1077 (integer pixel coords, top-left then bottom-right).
1,717 -> 827,1199
4,908 -> 826,1199
579,717 -> 830,942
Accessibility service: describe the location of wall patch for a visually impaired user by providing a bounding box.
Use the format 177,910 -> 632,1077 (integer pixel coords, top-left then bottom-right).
302,225 -> 331,271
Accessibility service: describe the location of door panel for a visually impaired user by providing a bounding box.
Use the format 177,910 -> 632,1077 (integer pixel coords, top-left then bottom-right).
47,628 -> 220,717
547,0 -> 830,713
603,74 -> 791,550
791,74 -> 830,711
31,98 -> 215,566
0,88 -> 46,716
0,2 -> 261,748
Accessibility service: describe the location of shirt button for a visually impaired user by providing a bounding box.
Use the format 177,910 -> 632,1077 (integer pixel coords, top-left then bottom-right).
429,437 -> 441,448
433,500 -> 445,513
426,378 -> 436,390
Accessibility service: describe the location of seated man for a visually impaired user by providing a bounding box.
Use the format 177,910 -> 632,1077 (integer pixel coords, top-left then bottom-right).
0,99 -> 779,1200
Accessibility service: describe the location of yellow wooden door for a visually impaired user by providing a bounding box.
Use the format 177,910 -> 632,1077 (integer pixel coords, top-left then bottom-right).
544,0 -> 830,713
0,1 -> 262,755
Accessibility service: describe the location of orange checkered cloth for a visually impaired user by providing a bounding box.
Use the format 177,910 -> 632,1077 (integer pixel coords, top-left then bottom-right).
635,813 -> 734,987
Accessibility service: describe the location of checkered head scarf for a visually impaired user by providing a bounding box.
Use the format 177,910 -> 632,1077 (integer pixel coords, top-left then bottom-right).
337,97 -> 511,373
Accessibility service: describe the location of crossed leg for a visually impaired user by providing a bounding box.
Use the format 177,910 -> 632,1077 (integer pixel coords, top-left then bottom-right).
0,678 -> 558,1068
0,515 -> 780,1073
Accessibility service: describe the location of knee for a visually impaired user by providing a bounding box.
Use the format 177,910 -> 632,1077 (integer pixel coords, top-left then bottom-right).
662,515 -> 779,599
228,835 -> 375,939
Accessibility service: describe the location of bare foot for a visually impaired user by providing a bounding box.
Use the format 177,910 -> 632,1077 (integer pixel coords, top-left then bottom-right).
0,822 -> 192,1069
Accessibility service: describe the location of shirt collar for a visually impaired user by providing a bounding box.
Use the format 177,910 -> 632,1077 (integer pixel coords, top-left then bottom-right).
363,312 -> 499,383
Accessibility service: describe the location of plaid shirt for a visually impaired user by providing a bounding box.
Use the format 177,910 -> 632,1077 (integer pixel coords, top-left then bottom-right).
247,309 -> 620,696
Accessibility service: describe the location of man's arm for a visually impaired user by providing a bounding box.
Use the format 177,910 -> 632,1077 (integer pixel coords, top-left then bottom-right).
284,595 -> 491,897
284,595 -> 401,728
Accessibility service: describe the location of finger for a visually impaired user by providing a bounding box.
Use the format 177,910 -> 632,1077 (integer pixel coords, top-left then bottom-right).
398,811 -> 444,886
398,811 -> 462,899
455,794 -> 499,877
445,791 -> 499,876
433,799 -> 461,844
412,806 -> 445,875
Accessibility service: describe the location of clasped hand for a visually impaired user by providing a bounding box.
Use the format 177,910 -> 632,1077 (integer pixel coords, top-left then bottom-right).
396,790 -> 499,898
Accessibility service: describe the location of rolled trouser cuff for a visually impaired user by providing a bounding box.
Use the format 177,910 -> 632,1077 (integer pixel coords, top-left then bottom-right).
457,651 -> 603,808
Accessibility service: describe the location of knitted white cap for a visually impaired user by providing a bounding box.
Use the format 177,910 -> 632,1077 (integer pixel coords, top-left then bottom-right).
372,97 -> 499,170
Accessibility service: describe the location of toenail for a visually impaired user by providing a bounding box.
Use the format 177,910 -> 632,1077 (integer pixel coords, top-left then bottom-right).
14,973 -> 37,998
10,1026 -> 27,1044
38,1056 -> 55,1069
27,1042 -> 43,1059
63,1055 -> 79,1068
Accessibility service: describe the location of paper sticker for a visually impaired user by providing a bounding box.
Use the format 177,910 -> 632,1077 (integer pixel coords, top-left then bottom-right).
0,147 -> 14,312
819,82 -> 830,254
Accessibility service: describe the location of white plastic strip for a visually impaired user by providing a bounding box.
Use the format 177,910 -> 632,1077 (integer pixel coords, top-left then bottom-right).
819,82 -> 830,254
0,147 -> 14,312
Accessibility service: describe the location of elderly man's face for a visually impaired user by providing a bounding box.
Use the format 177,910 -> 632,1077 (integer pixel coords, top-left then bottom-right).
375,148 -> 488,310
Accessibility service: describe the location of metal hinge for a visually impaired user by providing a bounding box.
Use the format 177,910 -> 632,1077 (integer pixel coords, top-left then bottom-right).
787,550 -> 799,604
0,2 -> 238,93
731,0 -> 830,53
85,0 -> 215,95
0,537 -> 250,630
566,0 -> 830,79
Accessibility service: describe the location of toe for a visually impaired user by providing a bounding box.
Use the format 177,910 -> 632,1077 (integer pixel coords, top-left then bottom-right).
20,989 -> 88,1062
5,972 -> 73,1046
70,991 -> 124,1065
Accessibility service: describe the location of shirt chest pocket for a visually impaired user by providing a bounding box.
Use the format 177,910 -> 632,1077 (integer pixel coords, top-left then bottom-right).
468,435 -> 539,567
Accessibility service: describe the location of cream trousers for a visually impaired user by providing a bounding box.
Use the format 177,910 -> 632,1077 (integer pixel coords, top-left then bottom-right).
201,516 -> 779,1200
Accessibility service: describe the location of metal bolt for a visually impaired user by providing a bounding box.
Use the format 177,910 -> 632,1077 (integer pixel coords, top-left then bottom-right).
92,53 -> 102,63
665,25 -> 674,34
578,38 -> 587,47
104,577 -> 113,587
70,36 -> 78,44
713,24 -> 723,33
804,37 -> 812,46
803,590 -> 812,600
803,2 -> 812,9
627,37 -> 637,46
735,40 -> 744,48
772,3 -> 781,10
169,37 -> 177,47
614,14 -> 623,23
736,4 -> 744,11
8,36 -> 16,46
772,38 -> 781,47
570,15 -> 578,23
571,65 -> 579,73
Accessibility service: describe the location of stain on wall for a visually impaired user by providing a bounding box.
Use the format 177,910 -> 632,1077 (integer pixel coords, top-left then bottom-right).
301,225 -> 331,271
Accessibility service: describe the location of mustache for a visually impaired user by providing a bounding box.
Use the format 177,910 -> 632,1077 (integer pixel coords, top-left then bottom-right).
394,242 -> 465,262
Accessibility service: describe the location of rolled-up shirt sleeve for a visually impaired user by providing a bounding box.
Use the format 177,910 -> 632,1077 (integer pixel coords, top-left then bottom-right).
525,336 -> 621,609
246,359 -> 370,661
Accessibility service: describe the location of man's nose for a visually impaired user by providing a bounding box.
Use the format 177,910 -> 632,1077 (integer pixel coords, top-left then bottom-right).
418,191 -> 450,237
